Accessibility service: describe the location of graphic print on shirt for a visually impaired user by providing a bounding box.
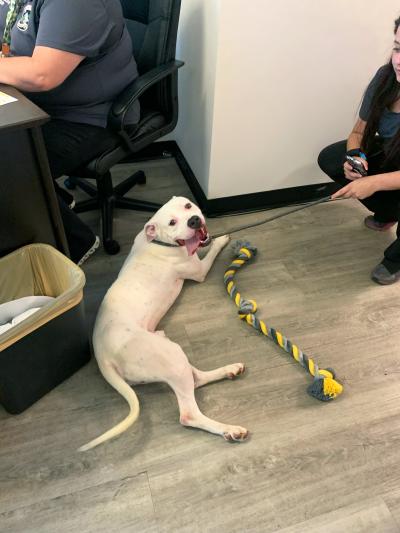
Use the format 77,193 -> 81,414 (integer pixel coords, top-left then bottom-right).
17,3 -> 31,32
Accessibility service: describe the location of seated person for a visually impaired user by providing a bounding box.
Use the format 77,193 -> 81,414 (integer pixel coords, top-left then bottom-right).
318,16 -> 400,285
0,0 -> 140,264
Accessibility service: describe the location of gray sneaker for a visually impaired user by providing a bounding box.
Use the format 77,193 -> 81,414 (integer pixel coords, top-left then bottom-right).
371,262 -> 400,285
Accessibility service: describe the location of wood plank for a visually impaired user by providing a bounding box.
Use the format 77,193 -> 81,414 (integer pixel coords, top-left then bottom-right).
384,488 -> 400,531
278,497 -> 399,533
0,472 -> 158,533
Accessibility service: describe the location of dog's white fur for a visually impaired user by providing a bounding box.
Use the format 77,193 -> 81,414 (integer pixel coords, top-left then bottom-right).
79,196 -> 248,451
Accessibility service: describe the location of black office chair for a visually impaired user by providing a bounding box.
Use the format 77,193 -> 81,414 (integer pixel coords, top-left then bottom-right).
65,0 -> 183,255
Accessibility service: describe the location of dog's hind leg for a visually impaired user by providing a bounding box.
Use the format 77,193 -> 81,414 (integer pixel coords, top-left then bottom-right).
162,348 -> 248,442
191,364 -> 245,388
173,374 -> 248,442
121,333 -> 249,442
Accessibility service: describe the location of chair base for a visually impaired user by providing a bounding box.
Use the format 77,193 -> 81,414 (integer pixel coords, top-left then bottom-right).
65,170 -> 161,255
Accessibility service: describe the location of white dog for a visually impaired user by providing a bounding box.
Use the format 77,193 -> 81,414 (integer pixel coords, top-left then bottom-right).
79,196 -> 248,451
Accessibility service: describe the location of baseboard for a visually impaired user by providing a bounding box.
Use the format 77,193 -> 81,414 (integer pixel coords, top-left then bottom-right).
200,182 -> 338,217
134,140 -> 338,217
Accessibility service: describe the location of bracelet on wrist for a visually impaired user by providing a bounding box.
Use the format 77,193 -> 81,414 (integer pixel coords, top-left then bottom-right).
346,148 -> 367,160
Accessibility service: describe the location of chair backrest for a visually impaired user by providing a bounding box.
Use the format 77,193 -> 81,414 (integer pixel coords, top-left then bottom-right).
120,0 -> 181,76
119,0 -> 181,119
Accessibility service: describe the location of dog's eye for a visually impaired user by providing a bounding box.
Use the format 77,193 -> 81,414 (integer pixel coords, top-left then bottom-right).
185,203 -> 192,209
169,219 -> 177,226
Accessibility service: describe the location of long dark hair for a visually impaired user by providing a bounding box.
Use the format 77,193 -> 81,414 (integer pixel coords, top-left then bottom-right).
361,16 -> 400,167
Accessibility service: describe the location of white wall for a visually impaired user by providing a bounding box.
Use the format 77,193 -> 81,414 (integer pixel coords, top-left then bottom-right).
173,0 -> 220,194
174,0 -> 400,199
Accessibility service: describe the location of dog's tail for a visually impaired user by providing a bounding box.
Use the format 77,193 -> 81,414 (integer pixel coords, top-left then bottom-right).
78,362 -> 140,452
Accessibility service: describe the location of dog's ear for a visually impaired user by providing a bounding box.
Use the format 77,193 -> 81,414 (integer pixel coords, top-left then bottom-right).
145,223 -> 157,241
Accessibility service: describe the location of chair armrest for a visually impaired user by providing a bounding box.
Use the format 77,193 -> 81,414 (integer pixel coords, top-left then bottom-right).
108,59 -> 184,132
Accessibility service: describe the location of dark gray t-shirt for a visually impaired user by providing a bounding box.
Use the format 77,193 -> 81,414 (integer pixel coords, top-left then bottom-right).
359,65 -> 400,139
0,0 -> 140,127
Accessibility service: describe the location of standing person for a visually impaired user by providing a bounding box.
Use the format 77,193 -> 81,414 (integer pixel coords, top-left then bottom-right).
318,15 -> 400,285
0,0 -> 140,265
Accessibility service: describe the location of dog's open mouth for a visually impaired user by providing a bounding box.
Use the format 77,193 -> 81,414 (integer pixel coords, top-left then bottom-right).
176,226 -> 211,255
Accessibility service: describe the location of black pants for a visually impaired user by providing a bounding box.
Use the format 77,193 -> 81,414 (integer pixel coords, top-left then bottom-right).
318,139 -> 400,270
41,119 -> 118,262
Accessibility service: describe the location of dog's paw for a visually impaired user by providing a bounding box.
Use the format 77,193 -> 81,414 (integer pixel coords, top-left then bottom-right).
215,234 -> 230,250
226,363 -> 245,379
223,425 -> 249,442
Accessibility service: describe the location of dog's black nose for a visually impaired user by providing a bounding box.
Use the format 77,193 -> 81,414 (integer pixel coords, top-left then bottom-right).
187,215 -> 202,229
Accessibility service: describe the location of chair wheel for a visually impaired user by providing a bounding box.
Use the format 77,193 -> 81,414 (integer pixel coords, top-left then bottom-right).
64,177 -> 77,190
104,239 -> 120,255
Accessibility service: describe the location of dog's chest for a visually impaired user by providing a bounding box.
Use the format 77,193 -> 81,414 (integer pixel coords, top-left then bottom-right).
117,268 -> 184,325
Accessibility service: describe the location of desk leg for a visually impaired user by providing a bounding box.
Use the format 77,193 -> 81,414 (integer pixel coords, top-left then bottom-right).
31,126 -> 69,257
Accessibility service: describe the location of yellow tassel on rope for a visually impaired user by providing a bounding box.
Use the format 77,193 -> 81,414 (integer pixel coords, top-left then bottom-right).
323,377 -> 343,398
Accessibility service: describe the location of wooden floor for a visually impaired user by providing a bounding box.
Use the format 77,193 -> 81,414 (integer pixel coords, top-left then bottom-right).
1,158 -> 400,533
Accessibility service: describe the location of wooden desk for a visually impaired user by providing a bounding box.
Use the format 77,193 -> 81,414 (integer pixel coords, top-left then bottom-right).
0,85 -> 68,257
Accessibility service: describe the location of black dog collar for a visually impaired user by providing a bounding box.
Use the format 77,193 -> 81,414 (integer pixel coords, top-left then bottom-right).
151,239 -> 181,248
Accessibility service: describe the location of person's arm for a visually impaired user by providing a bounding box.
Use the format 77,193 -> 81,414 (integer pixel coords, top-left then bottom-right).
376,170 -> 400,190
0,46 -> 84,92
332,170 -> 400,200
333,117 -> 400,199
347,118 -> 367,152
343,118 -> 369,180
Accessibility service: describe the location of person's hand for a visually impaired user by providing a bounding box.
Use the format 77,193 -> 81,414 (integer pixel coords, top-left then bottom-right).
331,175 -> 379,200
343,156 -> 368,180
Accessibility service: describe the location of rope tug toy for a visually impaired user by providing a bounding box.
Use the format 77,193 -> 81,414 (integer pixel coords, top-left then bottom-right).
224,240 -> 343,402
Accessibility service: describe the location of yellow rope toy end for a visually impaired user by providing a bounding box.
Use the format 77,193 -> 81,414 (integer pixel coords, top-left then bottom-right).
306,368 -> 344,401
225,240 -> 344,402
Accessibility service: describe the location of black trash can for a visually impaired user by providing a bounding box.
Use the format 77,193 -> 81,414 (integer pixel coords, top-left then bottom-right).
0,244 -> 91,414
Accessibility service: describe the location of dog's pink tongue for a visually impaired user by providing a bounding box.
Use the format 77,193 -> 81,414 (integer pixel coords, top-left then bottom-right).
185,235 -> 201,255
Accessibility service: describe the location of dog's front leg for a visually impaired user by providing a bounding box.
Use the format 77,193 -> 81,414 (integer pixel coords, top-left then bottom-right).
183,235 -> 230,282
